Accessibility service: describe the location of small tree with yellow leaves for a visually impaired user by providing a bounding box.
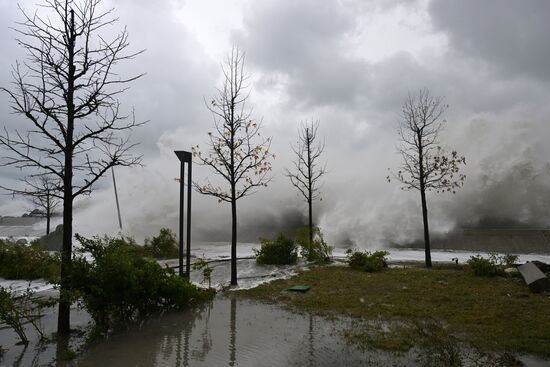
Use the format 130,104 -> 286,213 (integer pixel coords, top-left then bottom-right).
387,89 -> 466,268
193,47 -> 274,285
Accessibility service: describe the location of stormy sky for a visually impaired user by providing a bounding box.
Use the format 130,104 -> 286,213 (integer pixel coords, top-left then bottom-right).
0,0 -> 549,247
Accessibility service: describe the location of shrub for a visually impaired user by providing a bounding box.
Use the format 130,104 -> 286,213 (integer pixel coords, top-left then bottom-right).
0,287 -> 27,343
467,256 -> 501,277
193,257 -> 213,288
295,227 -> 333,263
494,253 -> 519,267
254,234 -> 298,265
0,286 -> 47,344
143,228 -> 179,259
70,234 -> 213,331
346,249 -> 389,272
0,240 -> 60,281
467,253 -> 518,277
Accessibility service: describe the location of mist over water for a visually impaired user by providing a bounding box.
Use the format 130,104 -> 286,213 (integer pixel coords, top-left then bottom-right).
63,103 -> 550,250
1,0 -> 549,251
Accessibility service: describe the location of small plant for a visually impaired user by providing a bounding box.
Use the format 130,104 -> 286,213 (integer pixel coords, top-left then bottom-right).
0,287 -> 28,344
193,257 -> 214,288
467,253 -> 518,277
491,253 -> 518,267
254,233 -> 298,265
0,286 -> 47,344
295,227 -> 333,263
415,321 -> 463,367
57,349 -> 77,361
143,228 -> 179,259
467,256 -> 500,277
346,249 -> 389,272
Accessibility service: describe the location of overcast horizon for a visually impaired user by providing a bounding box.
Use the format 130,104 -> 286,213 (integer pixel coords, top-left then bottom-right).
1,0 -> 549,247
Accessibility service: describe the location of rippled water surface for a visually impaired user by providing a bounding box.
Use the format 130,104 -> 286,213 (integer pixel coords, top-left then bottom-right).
66,296 -> 408,367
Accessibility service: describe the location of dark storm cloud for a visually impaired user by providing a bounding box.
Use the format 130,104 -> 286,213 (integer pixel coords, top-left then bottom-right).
0,0 -> 216,156
0,0 -> 216,212
1,0 -> 549,244
233,0 -> 369,108
101,0 -> 218,154
429,0 -> 550,81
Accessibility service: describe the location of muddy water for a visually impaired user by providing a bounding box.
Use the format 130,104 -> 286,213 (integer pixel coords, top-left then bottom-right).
2,294 -> 549,366
64,296 -> 412,367
0,302 -> 91,366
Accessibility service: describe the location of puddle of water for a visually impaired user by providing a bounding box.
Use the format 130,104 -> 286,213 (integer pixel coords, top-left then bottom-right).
63,296 -> 414,367
0,302 -> 91,366
2,294 -> 549,366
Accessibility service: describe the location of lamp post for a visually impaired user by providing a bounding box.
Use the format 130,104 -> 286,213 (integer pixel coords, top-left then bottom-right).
174,150 -> 192,278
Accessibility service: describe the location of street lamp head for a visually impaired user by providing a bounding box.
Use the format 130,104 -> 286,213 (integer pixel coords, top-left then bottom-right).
174,150 -> 192,163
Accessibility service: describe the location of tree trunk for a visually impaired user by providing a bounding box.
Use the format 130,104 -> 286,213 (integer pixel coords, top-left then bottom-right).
57,9 -> 75,337
230,196 -> 237,286
306,128 -> 313,245
420,186 -> 432,268
229,297 -> 237,366
57,172 -> 73,335
46,192 -> 51,235
308,198 -> 313,245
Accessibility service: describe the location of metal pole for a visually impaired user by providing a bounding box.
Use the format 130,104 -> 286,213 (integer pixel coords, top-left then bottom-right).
186,161 -> 192,279
112,168 -> 123,231
179,162 -> 185,278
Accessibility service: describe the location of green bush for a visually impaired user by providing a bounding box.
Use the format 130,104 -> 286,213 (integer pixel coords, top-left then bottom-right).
346,249 -> 389,272
295,227 -> 333,263
254,233 -> 298,265
143,228 -> 179,259
468,256 -> 501,277
0,287 -> 27,343
0,239 -> 60,281
70,234 -> 213,330
467,253 -> 518,277
496,253 -> 519,267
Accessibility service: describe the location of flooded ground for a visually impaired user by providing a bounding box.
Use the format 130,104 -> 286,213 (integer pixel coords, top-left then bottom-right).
64,296 -> 419,367
0,295 -> 415,367
1,294 -> 549,366
2,249 -> 550,366
0,301 -> 90,366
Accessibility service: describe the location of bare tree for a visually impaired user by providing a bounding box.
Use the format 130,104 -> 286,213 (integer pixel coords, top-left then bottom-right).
193,47 -> 274,286
0,0 -> 144,336
387,89 -> 466,268
2,174 -> 62,234
285,120 -> 326,245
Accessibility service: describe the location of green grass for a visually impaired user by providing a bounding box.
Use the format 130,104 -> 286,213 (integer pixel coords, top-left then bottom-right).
237,265 -> 550,357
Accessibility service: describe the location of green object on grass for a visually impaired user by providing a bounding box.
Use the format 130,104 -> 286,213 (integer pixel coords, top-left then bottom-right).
287,285 -> 311,293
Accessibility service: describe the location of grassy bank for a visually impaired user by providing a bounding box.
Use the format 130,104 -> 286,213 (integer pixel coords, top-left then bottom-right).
237,264 -> 550,358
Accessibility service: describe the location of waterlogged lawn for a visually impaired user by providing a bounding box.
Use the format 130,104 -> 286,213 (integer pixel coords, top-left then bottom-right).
237,265 -> 550,358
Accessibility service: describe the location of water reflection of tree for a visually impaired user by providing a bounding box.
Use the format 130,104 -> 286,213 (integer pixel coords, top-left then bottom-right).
85,302 -> 210,366
164,301 -> 212,366
229,297 -> 236,367
191,299 -> 213,361
308,314 -> 315,367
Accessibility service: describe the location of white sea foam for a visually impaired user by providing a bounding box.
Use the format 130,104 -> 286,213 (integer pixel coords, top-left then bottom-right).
3,246 -> 550,294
